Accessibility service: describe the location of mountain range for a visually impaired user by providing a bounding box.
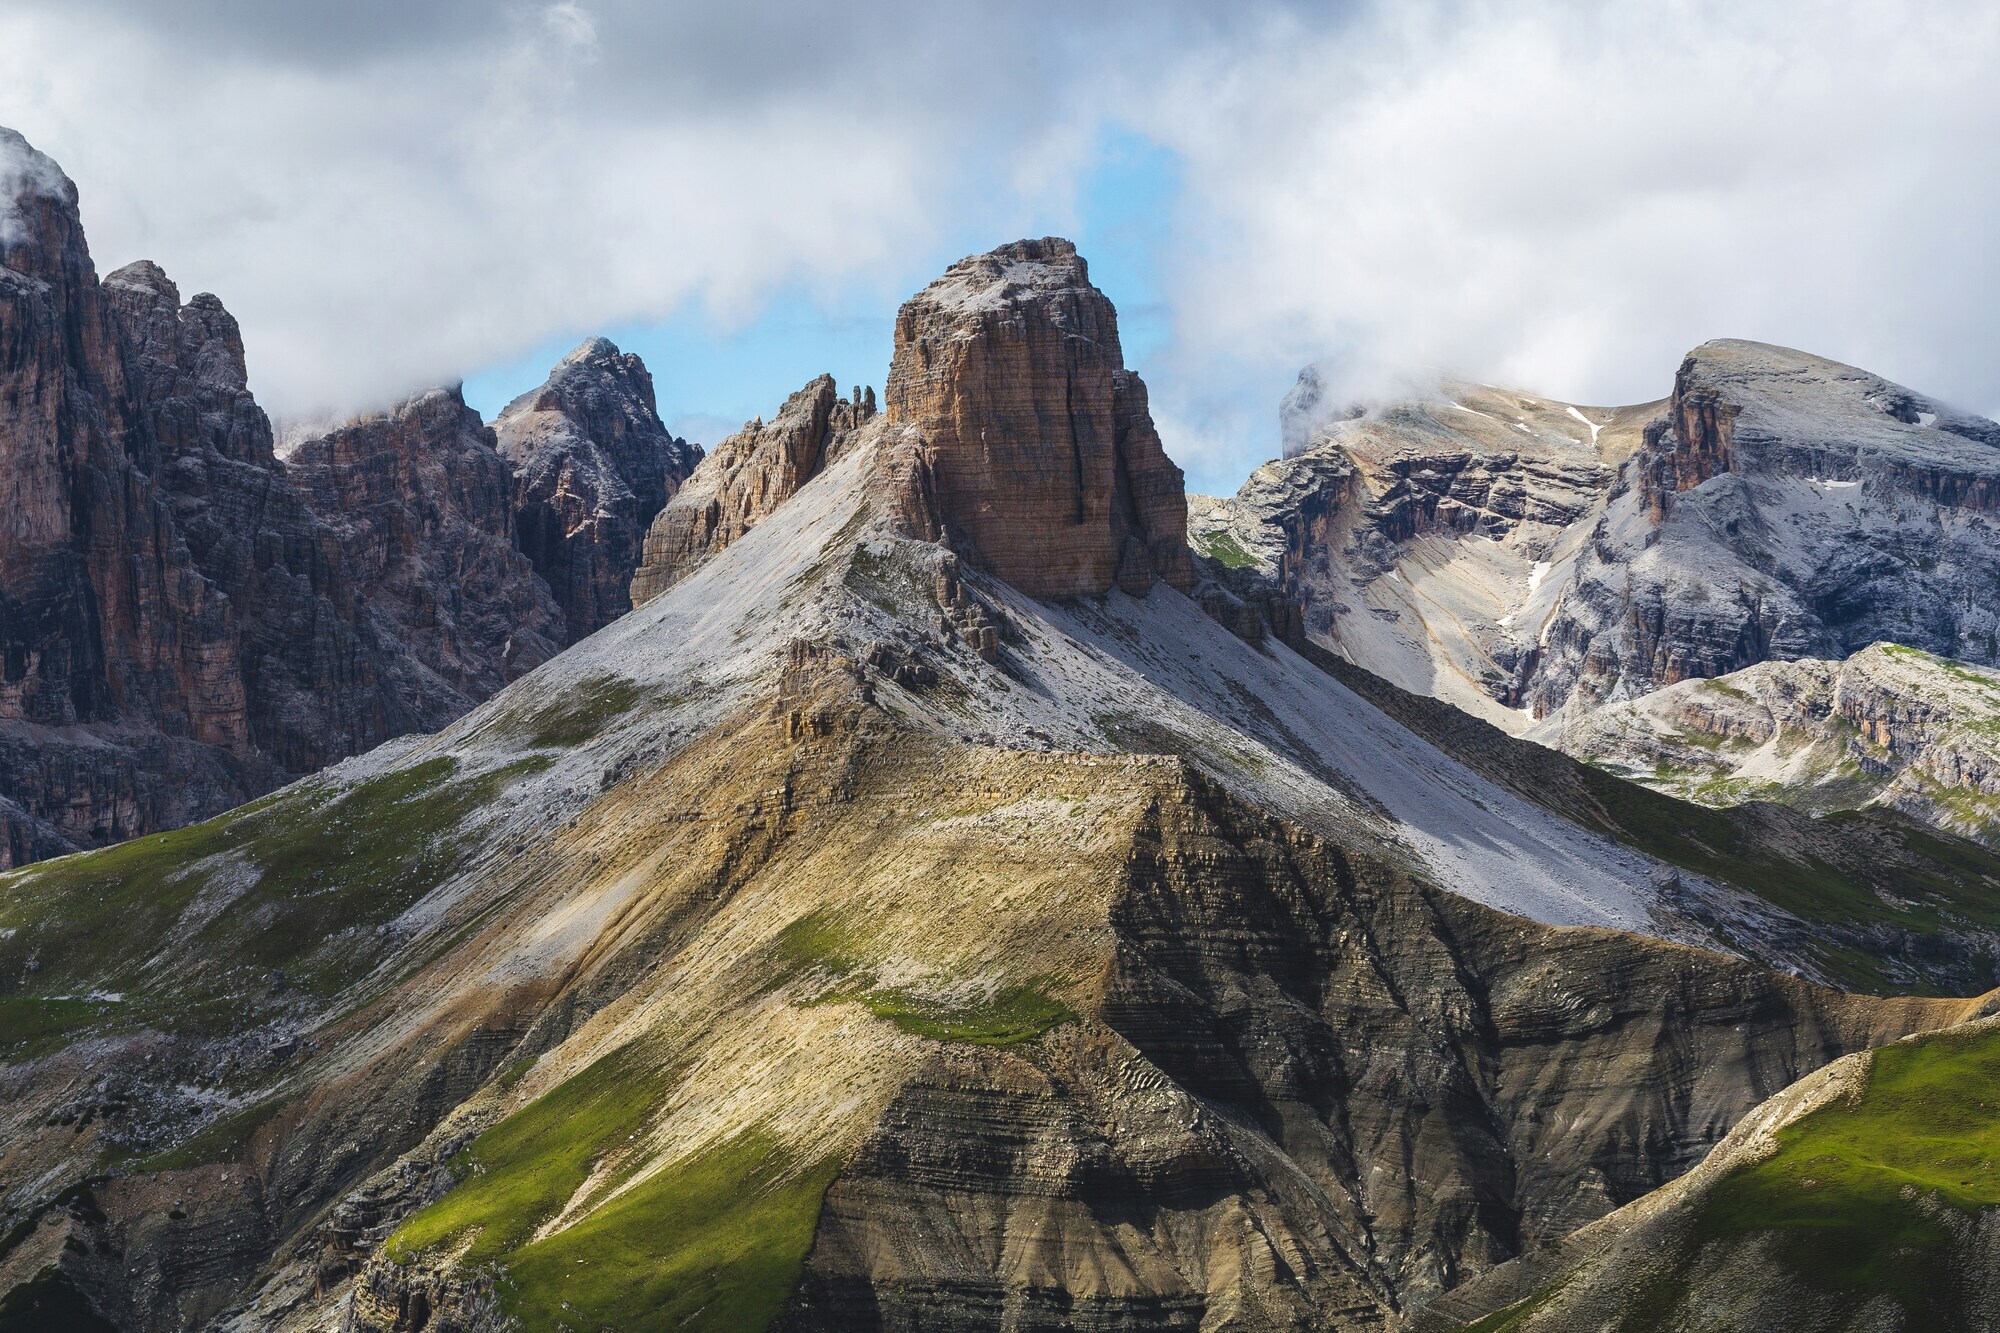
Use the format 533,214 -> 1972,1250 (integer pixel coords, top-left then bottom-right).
8,125 -> 2000,1331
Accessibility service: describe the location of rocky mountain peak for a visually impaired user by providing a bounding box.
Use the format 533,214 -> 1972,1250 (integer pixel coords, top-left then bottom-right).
629,371 -> 878,603
495,336 -> 702,640
102,259 -> 269,466
885,236 -> 1194,599
0,125 -> 77,259
1639,338 -> 2000,520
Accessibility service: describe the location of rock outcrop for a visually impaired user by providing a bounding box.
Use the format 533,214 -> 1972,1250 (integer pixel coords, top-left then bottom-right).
100,261 -> 419,776
286,388 -> 565,705
1192,379 -> 1642,728
494,337 -> 701,642
629,374 -> 875,603
885,237 -> 1194,599
1208,340 -> 2000,735
1530,340 -> 2000,719
0,130 -> 275,861
1548,641 -> 2000,846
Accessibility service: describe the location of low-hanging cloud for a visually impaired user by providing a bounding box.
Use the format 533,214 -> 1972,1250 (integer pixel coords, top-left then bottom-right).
1139,2 -> 2000,438
4,0 -> 1999,487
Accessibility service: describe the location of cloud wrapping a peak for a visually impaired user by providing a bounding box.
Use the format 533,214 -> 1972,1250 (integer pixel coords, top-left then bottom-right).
4,0 -> 2000,488
0,125 -> 71,246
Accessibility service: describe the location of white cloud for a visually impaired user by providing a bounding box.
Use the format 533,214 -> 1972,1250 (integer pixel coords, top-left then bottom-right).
1139,0 -> 2000,428
0,1 -> 1110,418
5,0 -> 2000,484
0,125 -> 70,245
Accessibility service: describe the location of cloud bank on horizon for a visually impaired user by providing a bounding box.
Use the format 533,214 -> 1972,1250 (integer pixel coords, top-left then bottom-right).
3,0 -> 1998,490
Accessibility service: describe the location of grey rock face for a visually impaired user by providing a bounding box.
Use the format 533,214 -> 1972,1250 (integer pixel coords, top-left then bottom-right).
286,387 -> 566,708
1211,340 -> 2000,733
0,128 -> 699,866
1531,340 -> 2000,719
1194,378 -> 1641,729
494,337 -> 702,643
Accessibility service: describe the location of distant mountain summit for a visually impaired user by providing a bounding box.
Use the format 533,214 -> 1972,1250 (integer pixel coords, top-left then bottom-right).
0,128 -> 696,866
495,336 -> 702,641
1197,339 -> 2000,742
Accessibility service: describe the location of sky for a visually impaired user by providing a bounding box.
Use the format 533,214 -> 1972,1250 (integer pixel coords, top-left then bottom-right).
4,1 -> 2000,495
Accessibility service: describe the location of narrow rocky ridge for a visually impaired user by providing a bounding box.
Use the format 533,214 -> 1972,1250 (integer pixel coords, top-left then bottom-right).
0,128 -> 705,866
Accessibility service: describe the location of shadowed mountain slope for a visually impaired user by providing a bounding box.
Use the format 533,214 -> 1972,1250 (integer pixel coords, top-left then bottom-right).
5,241 -> 2000,1332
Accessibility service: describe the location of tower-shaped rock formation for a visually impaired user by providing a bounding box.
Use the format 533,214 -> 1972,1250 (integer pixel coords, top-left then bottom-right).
885,237 -> 1193,598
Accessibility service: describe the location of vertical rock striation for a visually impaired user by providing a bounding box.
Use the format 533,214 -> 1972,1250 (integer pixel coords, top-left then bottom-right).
884,237 -> 1194,599
100,261 -> 418,775
630,375 -> 876,603
0,129 -> 272,859
494,337 -> 701,642
286,388 -> 566,706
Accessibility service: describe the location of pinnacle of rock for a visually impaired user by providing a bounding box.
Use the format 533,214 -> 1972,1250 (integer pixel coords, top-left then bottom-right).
495,336 -> 702,640
885,236 -> 1195,599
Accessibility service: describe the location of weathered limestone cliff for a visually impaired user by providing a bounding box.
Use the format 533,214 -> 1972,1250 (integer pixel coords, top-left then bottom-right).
1191,379 -> 1643,729
1208,340 -> 2000,736
637,238 -> 1195,609
1530,340 -> 2000,720
101,261 -> 414,777
629,374 -> 875,603
287,388 -> 566,705
0,130 -> 270,862
494,337 -> 701,641
885,237 -> 1194,599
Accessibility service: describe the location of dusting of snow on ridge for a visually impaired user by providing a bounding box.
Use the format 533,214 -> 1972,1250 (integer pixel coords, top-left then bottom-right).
1566,404 -> 1604,445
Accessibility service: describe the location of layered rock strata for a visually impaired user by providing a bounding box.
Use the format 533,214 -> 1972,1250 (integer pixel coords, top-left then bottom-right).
1207,340 -> 2000,734
634,236 -> 1204,614
285,388 -> 566,704
1530,340 -> 2000,719
885,237 -> 1194,599
493,337 -> 701,642
1191,379 -> 1640,728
